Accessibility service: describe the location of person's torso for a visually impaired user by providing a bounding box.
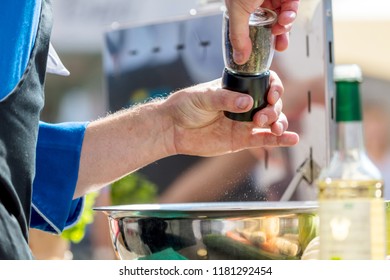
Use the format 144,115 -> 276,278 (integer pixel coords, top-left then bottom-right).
0,0 -> 52,258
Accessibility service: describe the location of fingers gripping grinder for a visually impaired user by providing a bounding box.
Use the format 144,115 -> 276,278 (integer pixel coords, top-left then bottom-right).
222,8 -> 277,121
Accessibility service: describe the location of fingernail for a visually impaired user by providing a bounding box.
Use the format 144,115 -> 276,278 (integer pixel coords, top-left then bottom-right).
285,11 -> 297,21
259,114 -> 268,126
236,96 -> 251,109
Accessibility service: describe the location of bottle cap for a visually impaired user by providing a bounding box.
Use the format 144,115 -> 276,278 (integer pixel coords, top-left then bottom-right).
334,64 -> 363,83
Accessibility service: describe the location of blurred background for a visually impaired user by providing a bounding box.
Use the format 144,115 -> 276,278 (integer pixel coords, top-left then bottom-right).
31,0 -> 390,259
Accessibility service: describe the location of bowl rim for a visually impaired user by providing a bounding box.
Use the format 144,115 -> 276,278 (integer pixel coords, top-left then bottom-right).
93,201 -> 320,219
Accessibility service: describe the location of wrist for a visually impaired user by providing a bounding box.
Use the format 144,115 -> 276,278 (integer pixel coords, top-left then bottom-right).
156,97 -> 177,157
130,99 -> 175,160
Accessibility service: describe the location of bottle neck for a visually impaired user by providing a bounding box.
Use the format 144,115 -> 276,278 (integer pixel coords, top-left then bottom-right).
335,80 -> 366,156
336,122 -> 366,155
336,81 -> 362,122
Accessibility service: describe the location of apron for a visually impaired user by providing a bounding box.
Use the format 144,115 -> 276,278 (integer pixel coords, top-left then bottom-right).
0,0 -> 52,259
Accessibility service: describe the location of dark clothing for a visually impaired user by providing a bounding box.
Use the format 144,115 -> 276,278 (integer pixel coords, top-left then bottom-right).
0,0 -> 51,259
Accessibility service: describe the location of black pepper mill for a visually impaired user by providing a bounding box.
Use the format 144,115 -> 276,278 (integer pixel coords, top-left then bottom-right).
222,8 -> 277,121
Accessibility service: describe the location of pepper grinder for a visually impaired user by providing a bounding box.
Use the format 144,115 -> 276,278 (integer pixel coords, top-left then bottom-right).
222,7 -> 277,121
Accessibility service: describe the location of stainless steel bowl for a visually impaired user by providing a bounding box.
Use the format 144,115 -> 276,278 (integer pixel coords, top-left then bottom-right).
95,200 -> 390,260
95,201 -> 320,260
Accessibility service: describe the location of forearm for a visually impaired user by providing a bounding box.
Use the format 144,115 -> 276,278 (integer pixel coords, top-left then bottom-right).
74,99 -> 173,198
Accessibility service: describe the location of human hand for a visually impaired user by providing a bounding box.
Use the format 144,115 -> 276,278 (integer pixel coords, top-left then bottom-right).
224,0 -> 300,64
162,71 -> 299,157
75,72 -> 297,197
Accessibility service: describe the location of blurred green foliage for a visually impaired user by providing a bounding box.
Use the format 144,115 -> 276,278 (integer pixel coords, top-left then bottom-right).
110,172 -> 158,205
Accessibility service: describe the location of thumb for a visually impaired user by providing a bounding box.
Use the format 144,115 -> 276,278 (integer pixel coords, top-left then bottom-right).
199,87 -> 254,113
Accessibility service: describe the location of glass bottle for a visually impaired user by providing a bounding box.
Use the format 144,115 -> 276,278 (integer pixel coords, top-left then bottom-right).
317,64 -> 386,260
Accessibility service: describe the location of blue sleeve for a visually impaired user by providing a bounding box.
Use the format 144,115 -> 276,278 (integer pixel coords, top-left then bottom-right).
31,121 -> 89,234
0,0 -> 41,101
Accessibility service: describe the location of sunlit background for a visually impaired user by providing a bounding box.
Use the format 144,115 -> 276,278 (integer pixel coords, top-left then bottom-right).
42,0 -> 390,122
